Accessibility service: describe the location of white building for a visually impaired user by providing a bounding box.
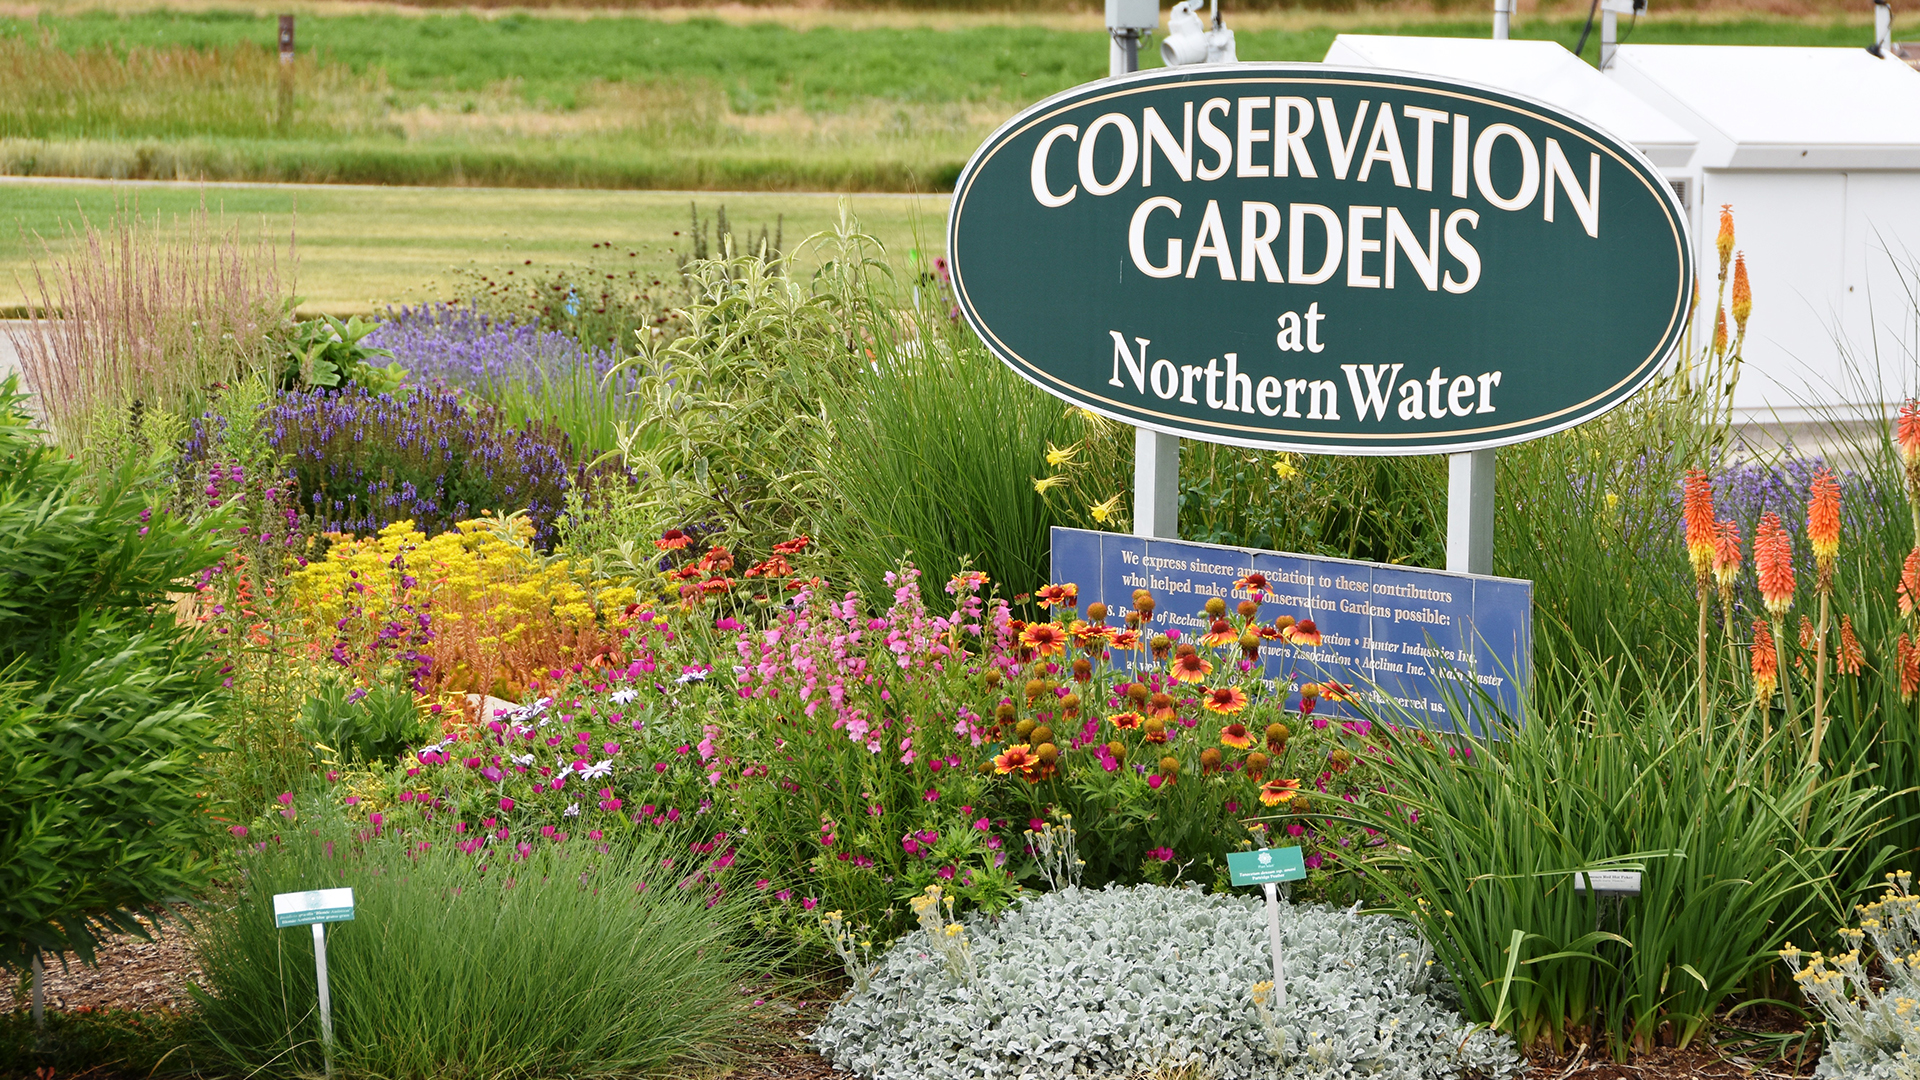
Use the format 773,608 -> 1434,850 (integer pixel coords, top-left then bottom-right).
1325,34 -> 1920,430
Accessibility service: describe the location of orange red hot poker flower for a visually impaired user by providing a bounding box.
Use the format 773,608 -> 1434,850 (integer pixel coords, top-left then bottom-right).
1751,619 -> 1779,703
1714,518 -> 1743,596
1901,548 -> 1920,620
1808,467 -> 1841,584
1839,616 -> 1865,677
1683,470 -> 1717,581
1731,252 -> 1752,335
1899,400 -> 1920,469
1755,513 -> 1795,617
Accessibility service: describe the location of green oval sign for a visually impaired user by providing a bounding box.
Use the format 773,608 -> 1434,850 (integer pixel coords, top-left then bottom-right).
946,65 -> 1693,454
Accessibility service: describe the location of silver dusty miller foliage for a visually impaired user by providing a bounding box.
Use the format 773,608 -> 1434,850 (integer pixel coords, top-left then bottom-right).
811,884 -> 1524,1080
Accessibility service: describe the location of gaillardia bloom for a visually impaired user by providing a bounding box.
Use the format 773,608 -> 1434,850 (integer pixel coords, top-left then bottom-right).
655,528 -> 693,551
1071,621 -> 1113,650
1200,619 -> 1237,648
994,744 -> 1039,777
1171,652 -> 1214,683
1036,583 -> 1079,609
1260,777 -> 1303,807
1205,687 -> 1249,715
1022,622 -> 1068,658
1107,711 -> 1143,731
1287,620 -> 1322,646
1219,722 -> 1253,747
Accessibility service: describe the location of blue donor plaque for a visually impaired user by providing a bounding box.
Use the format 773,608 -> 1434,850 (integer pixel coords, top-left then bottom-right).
1049,527 -> 1530,734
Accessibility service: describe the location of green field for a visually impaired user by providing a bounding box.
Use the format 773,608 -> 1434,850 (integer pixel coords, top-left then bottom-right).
0,8 -> 1877,190
0,178 -> 946,313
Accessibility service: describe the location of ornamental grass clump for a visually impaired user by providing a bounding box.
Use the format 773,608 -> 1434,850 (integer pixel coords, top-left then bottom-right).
193,802 -> 766,1079
811,885 -> 1520,1080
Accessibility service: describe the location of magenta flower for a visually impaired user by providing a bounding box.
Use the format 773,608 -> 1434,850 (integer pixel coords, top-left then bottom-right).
276,792 -> 295,807
1146,846 -> 1174,861
924,788 -> 939,802
499,797 -> 515,812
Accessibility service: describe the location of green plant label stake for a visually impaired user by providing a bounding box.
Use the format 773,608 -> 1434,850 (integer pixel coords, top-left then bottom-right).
272,887 -> 355,1078
1227,846 -> 1307,1008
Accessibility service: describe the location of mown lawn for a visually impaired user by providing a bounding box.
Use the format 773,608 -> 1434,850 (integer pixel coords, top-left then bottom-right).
0,8 -> 1877,190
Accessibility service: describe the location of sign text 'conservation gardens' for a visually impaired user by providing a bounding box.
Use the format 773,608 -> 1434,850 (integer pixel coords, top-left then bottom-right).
947,65 -> 1693,454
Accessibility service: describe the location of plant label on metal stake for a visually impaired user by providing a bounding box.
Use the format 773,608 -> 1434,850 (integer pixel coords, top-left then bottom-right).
273,887 -> 354,1078
1228,846 -> 1306,1008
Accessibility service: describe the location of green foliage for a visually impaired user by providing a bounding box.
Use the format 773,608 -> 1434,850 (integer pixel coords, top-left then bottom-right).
192,803 -> 770,1079
455,239 -> 687,359
0,378 -> 228,971
1350,655 -> 1892,1057
1181,445 -> 1449,567
294,675 -> 431,766
0,1004 -> 203,1076
820,318 -> 1123,606
279,311 -> 404,394
593,222 -> 854,564
0,12 -> 1870,190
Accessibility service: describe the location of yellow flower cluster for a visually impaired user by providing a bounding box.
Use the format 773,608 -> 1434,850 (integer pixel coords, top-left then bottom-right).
1783,872 -> 1920,1059
287,519 -> 649,700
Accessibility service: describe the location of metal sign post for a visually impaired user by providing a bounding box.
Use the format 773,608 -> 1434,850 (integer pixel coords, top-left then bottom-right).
273,887 -> 355,1078
1446,449 -> 1496,575
1104,0 -> 1179,541
1226,845 -> 1307,1009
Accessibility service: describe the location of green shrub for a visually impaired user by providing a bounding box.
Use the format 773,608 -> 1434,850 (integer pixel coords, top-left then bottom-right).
1351,651 -> 1891,1058
192,804 -> 769,1079
0,377 -> 229,970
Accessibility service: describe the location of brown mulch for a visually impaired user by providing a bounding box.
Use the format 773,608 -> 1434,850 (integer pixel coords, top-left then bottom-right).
0,913 -> 204,1014
1524,1008 -> 1821,1080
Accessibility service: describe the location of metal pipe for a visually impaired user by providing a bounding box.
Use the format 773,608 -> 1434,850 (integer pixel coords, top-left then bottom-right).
1875,0 -> 1894,56
1600,8 -> 1618,68
1493,0 -> 1513,40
